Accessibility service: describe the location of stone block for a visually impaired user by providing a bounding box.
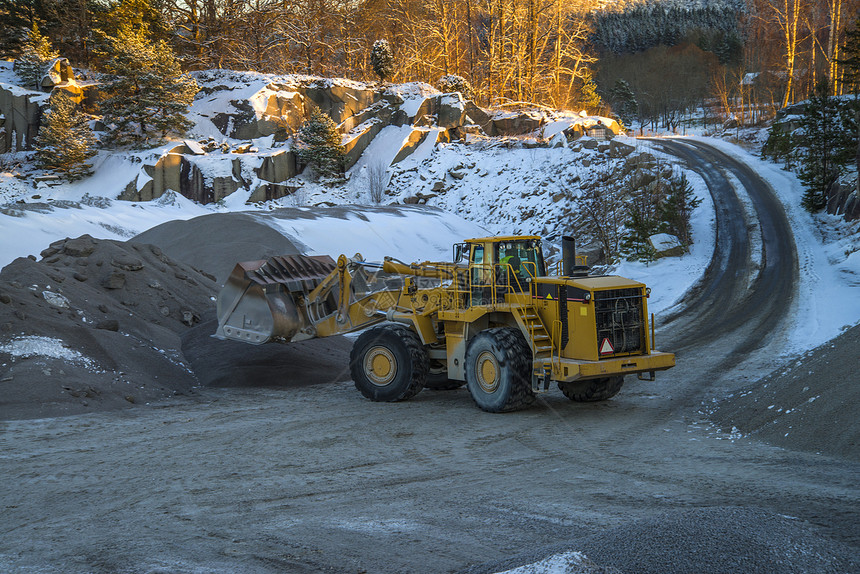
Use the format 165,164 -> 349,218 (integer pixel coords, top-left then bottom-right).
649,233 -> 684,257
40,58 -> 75,90
609,139 -> 635,158
256,150 -> 297,183
391,129 -> 430,164
342,119 -> 386,170
464,101 -> 494,135
492,112 -> 543,136
437,93 -> 466,128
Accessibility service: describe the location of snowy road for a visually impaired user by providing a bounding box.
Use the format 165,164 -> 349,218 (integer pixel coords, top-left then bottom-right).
2,141 -> 859,574
648,138 -> 798,358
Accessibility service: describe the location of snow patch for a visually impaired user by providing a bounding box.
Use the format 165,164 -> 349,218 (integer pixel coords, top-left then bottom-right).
0,336 -> 98,370
494,551 -> 592,574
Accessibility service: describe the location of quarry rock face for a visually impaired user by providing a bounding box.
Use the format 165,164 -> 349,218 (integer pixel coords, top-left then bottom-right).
211,82 -> 383,141
826,180 -> 860,223
122,78 -> 488,202
0,85 -> 44,153
121,152 -> 243,204
0,59 -> 99,152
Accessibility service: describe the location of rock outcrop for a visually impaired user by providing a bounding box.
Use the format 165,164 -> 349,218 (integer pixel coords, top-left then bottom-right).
0,84 -> 44,153
827,180 -> 860,222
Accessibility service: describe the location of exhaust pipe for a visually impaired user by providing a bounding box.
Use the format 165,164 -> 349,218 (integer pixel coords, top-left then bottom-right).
562,235 -> 576,276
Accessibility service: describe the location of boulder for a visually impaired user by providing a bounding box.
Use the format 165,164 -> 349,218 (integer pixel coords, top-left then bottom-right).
844,192 -> 860,222
410,94 -> 468,129
391,128 -> 430,164
563,124 -> 585,141
437,93 -> 466,129
580,137 -> 598,150
649,233 -> 685,257
492,112 -> 543,136
256,150 -> 297,183
609,139 -> 635,158
40,58 -> 75,91
464,101 -> 494,135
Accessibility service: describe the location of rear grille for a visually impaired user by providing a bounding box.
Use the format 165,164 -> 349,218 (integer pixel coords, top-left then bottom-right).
594,288 -> 645,356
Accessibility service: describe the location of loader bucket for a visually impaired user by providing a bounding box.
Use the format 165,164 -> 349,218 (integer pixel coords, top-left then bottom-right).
214,254 -> 337,344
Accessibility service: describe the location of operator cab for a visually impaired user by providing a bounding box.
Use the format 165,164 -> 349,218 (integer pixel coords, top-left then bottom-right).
455,236 -> 546,297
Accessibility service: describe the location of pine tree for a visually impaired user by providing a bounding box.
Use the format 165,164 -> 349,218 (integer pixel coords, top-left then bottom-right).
607,78 -> 637,128
837,16 -> 860,91
437,75 -> 473,100
621,181 -> 663,262
295,109 -> 344,180
35,90 -> 98,180
370,39 -> 394,82
659,173 -> 702,249
798,82 -> 841,212
578,71 -> 602,113
98,21 -> 197,147
15,24 -> 58,90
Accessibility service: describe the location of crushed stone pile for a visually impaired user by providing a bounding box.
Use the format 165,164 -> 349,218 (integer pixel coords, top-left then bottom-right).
0,234 -> 219,419
709,323 -> 860,461
464,507 -> 860,574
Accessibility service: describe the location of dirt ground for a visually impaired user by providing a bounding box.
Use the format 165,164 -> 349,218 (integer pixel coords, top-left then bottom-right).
2,144 -> 860,572
2,354 -> 859,573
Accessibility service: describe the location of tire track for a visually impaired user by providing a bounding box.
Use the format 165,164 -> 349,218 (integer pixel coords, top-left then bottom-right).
648,139 -> 799,360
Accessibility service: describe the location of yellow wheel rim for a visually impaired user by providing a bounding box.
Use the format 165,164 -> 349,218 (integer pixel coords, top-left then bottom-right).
476,351 -> 500,393
365,346 -> 397,386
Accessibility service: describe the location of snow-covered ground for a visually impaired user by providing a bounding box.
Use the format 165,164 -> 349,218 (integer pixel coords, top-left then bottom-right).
1,133 -> 857,355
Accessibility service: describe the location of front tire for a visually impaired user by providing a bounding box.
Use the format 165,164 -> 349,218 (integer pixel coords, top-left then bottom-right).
465,327 -> 534,412
558,376 -> 624,402
350,324 -> 428,402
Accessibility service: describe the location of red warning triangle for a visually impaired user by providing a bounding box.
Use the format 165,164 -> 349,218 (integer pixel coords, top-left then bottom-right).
599,338 -> 615,355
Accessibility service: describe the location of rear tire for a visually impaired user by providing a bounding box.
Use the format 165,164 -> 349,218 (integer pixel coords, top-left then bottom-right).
465,327 -> 534,412
558,376 -> 624,402
350,324 -> 427,402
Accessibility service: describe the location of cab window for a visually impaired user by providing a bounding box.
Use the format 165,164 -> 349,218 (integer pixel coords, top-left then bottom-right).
495,240 -> 545,277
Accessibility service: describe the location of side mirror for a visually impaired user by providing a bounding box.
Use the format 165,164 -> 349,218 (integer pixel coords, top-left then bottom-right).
453,243 -> 467,263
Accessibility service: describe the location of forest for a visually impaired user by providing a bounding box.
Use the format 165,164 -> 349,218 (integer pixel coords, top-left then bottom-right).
2,0 -> 859,126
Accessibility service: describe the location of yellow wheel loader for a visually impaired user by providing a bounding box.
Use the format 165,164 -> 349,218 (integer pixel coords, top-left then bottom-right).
214,236 -> 675,412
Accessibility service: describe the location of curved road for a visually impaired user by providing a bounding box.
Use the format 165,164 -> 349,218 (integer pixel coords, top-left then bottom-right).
2,140 -> 858,574
648,139 -> 799,358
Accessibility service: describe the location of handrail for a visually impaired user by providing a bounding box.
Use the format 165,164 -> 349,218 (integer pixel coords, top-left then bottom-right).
551,319 -> 563,373
554,255 -> 588,276
454,260 -> 541,309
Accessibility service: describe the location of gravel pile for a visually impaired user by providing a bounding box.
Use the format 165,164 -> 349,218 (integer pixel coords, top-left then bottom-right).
464,507 -> 860,574
709,323 -> 860,461
0,235 -> 219,419
0,232 -> 354,420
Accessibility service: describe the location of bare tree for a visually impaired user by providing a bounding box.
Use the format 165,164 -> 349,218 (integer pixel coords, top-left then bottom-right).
367,160 -> 388,204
